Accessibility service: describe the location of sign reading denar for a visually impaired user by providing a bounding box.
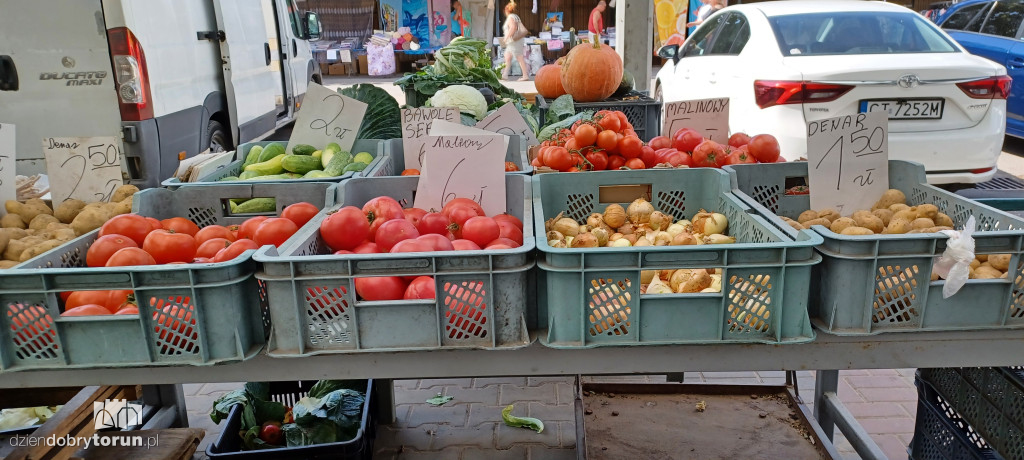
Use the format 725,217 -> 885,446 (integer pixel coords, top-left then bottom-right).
287,83 -> 367,155
807,111 -> 889,216
0,124 -> 14,215
401,107 -> 459,171
414,121 -> 507,216
661,97 -> 729,143
42,136 -> 123,204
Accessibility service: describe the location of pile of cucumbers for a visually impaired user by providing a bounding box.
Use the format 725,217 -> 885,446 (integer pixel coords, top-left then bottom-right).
219,142 -> 374,182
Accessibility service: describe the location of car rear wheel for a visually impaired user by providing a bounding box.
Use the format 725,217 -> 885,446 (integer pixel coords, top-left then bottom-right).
207,119 -> 231,153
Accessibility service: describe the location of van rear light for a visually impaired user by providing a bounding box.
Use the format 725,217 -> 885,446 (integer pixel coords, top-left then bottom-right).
754,80 -> 854,109
107,27 -> 153,121
956,75 -> 1012,99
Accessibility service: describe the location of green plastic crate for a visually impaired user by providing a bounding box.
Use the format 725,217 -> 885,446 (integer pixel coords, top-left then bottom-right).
253,175 -> 534,355
371,137 -> 532,177
533,169 -> 822,348
726,160 -> 1024,335
0,182 -> 333,372
161,139 -> 389,188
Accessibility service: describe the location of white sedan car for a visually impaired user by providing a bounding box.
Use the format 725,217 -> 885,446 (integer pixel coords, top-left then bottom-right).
654,0 -> 1009,184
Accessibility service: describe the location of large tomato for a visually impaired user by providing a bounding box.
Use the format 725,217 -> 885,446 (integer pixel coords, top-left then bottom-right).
416,233 -> 455,251
748,134 -> 781,163
543,146 -> 573,171
492,214 -> 523,230
597,112 -> 622,132
596,130 -> 618,151
403,208 -> 428,228
664,150 -> 692,168
575,123 -> 598,146
488,237 -> 521,248
253,218 -> 299,248
160,217 -> 200,237
619,136 -> 643,159
640,146 -> 658,168
65,290 -> 110,312
375,219 -> 420,252
105,289 -> 133,314
461,216 -> 500,248
144,217 -> 163,233
320,206 -> 369,251
143,230 -> 198,264
354,276 -> 407,301
194,225 -> 236,245
390,239 -> 432,253
624,158 -> 646,169
99,214 -> 152,246
691,140 -> 728,168
87,235 -> 138,267
496,220 -> 524,245
417,212 -> 451,236
585,150 -> 608,171
363,197 -> 404,238
212,239 -> 259,263
672,128 -> 704,152
648,136 -> 672,150
105,247 -> 156,267
237,216 -> 269,240
280,202 -> 319,228
446,206 -> 482,238
62,304 -> 111,316
116,305 -> 140,315
725,148 -> 757,165
196,238 -> 233,259
451,239 -> 482,251
728,132 -> 752,148
607,155 -> 626,170
353,241 -> 380,254
404,276 -> 436,300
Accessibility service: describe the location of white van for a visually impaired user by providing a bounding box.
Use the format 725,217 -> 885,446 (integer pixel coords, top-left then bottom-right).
0,0 -> 323,188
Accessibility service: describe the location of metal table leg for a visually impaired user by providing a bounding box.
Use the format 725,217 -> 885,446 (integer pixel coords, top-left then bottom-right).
813,370 -> 839,441
374,379 -> 396,425
140,384 -> 187,429
813,370 -> 887,460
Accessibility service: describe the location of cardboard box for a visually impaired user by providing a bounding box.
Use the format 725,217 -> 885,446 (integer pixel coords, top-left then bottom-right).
358,54 -> 369,75
319,62 -> 330,76
328,62 -> 349,76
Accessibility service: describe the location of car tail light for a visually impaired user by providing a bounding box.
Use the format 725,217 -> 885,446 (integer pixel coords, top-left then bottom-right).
956,75 -> 1012,99
754,80 -> 854,109
107,27 -> 153,121
970,167 -> 995,174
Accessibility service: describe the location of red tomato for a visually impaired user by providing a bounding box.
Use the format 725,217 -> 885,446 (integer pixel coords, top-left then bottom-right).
99,214 -> 152,246
607,155 -> 626,170
597,112 -> 622,132
375,219 -> 420,252
254,218 -> 299,248
194,225 -> 236,245
619,136 -> 643,159
401,168 -> 420,175
492,213 -> 523,230
116,305 -> 139,315
488,237 -> 521,248
461,216 -> 500,248
145,217 -> 163,233
672,128 -> 704,152
585,150 -> 609,171
105,247 -> 156,267
417,212 -> 451,235
334,250 -> 354,255
403,207 -> 428,227
728,132 -> 752,148
193,257 -> 212,263
748,134 -> 781,163
212,239 -> 259,263
62,304 -> 111,316
691,140 -> 728,168
648,136 -> 672,150
86,234 -> 138,267
640,146 -> 658,168
363,196 -> 405,239
564,137 -> 579,152
575,124 -> 598,147
616,111 -> 632,130
416,233 -> 455,251
238,216 -> 269,240
161,217 -> 200,237
196,238 -> 232,259
725,149 -> 758,165
404,276 -> 436,299
143,230 -> 197,264
624,158 -> 646,169
320,206 -> 370,251
65,290 -> 111,312
105,289 -> 133,313
390,239 -> 432,253
596,130 -> 618,151
442,198 -> 485,217
485,243 -> 513,250
505,161 -> 519,172
354,276 -> 407,301
775,156 -> 788,163
353,241 -> 381,254
446,206 -> 481,237
496,220 -> 524,245
281,202 -> 319,228
664,150 -> 692,168
452,239 -> 482,251
544,146 -> 573,171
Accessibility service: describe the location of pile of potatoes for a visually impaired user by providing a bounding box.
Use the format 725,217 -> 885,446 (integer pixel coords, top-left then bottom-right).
932,253 -> 1011,281
779,189 -> 955,236
0,185 -> 140,268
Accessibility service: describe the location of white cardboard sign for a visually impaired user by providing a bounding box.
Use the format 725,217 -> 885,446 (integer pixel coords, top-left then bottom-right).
807,111 -> 889,216
661,97 -> 730,143
476,103 -> 538,147
401,107 -> 459,171
414,121 -> 508,216
287,83 -> 367,155
42,136 -> 123,204
0,123 -> 14,215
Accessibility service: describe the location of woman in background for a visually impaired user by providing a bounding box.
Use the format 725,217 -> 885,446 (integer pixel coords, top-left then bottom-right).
501,1 -> 530,81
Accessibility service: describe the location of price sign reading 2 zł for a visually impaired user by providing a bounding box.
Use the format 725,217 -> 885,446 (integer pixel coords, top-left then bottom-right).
807,111 -> 889,216
287,83 -> 367,155
42,136 -> 124,204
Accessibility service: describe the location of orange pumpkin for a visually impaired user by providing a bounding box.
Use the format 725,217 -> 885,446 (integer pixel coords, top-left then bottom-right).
535,63 -> 566,99
560,34 -> 623,103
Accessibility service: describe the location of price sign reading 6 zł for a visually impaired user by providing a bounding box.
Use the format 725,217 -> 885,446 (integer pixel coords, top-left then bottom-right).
807,111 -> 889,216
42,136 -> 124,204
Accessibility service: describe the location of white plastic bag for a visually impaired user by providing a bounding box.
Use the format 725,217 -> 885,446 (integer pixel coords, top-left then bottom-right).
932,215 -> 976,298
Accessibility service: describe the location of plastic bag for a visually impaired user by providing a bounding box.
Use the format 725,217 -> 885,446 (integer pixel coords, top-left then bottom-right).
933,215 -> 976,298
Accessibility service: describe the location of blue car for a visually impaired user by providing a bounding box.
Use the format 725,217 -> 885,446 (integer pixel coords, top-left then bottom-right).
937,0 -> 1024,137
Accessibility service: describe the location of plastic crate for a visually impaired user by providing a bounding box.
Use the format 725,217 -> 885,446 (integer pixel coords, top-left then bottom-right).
536,93 -> 662,141
533,168 -> 822,348
208,380 -> 376,460
726,160 -> 1024,335
400,82 -> 488,108
912,374 -> 1002,460
918,368 -> 1024,460
0,182 -> 333,372
952,172 -> 1024,200
972,199 -> 1024,219
253,175 -> 534,355
161,139 -> 389,188
372,137 -> 532,177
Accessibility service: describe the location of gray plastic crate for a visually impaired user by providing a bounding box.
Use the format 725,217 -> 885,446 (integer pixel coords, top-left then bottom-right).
0,182 -> 332,372
371,137 -> 532,177
253,175 -> 534,355
161,139 -> 389,188
727,160 -> 1024,335
912,374 -> 1002,460
533,169 -> 822,348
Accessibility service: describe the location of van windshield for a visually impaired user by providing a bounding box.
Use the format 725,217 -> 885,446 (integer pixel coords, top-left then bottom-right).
769,11 -> 960,56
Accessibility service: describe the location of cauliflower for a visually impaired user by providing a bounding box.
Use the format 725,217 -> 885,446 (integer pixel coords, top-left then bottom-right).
428,85 -> 488,120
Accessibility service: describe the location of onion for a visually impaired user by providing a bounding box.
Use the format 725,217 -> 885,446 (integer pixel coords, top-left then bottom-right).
634,236 -> 652,246
646,275 -> 673,294
546,230 -> 565,242
609,239 -> 631,247
640,270 -> 658,284
649,211 -> 671,231
553,218 -> 580,237
571,232 -> 599,248
666,223 -> 686,238
627,198 -> 655,225
670,268 -> 712,293
622,233 -> 638,245
609,232 -> 624,241
591,227 -> 610,247
671,231 -> 700,246
677,219 -> 693,228
587,213 -> 605,229
709,274 -> 722,292
545,212 -> 564,233
659,269 -> 676,281
603,204 -> 627,229
653,231 -> 672,246
692,210 -> 728,235
549,239 -> 566,248
618,222 -> 636,235
703,234 -> 736,245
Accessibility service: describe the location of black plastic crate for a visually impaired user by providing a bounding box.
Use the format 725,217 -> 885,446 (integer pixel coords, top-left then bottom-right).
951,171 -> 1024,199
911,374 -> 1002,460
208,380 -> 376,460
536,92 -> 662,141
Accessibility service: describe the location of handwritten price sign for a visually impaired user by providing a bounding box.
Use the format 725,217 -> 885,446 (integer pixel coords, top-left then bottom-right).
414,134 -> 507,216
661,97 -> 730,142
287,83 -> 367,155
0,123 -> 14,215
42,136 -> 123,204
476,103 -> 538,147
807,111 -> 889,216
402,107 -> 459,171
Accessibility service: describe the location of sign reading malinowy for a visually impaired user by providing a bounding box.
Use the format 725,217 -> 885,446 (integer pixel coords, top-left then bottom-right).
661,97 -> 730,143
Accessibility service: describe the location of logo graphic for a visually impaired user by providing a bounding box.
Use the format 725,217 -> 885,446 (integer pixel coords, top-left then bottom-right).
897,74 -> 920,89
93,400 -> 143,429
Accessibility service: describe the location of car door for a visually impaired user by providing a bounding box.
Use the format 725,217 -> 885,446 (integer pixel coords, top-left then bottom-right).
662,13 -> 728,103
279,0 -> 313,117
1005,39 -> 1024,134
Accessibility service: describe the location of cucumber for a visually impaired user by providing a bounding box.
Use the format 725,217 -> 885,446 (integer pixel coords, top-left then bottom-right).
250,173 -> 296,181
257,143 -> 285,162
323,151 -> 353,176
239,170 -> 260,180
234,198 -> 277,214
325,142 -> 341,154
303,170 -> 332,178
241,145 -> 263,169
341,161 -> 368,174
244,154 -> 285,175
312,150 -> 323,160
218,175 -> 239,182
281,154 -> 322,174
292,144 -> 317,156
353,151 -> 374,165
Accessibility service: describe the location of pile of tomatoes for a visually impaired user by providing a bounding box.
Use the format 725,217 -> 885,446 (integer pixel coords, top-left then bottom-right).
646,128 -> 783,168
319,196 -> 524,302
533,110 -> 649,172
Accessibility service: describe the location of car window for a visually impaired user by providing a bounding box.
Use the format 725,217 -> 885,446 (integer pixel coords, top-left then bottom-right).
680,14 -> 726,58
708,13 -> 750,55
979,1 -> 1024,37
941,2 -> 992,32
770,11 -> 959,56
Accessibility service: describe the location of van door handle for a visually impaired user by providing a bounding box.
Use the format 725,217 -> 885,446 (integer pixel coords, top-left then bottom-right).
0,56 -> 18,91
1008,57 -> 1024,69
292,39 -> 298,57
264,43 -> 272,66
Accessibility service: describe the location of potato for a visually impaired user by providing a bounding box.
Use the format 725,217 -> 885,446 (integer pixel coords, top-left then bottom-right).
70,207 -> 111,236
18,240 -> 64,262
934,213 -> 954,228
112,197 -> 132,215
4,236 -> 42,261
872,208 -> 894,226
889,203 -> 911,213
873,189 -> 907,210
52,228 -> 77,242
977,254 -> 989,262
883,217 -> 913,234
830,217 -> 857,234
28,214 -> 60,231
817,209 -> 840,223
0,230 -> 8,255
840,226 -> 874,236
970,259 -> 982,270
1,228 -> 28,240
989,253 -> 1011,271
915,204 -> 939,220
2,214 -> 26,229
893,210 -> 918,222
802,217 -> 832,229
930,271 -> 940,281
45,222 -> 70,231
111,184 -> 140,203
797,210 -> 819,224
974,266 -> 1002,279
18,199 -> 53,225
784,220 -> 804,231
969,266 -> 976,279
927,226 -> 953,233
911,218 -> 935,230
0,260 -> 18,269
54,199 -> 87,224
5,200 -> 22,215
853,212 -> 885,233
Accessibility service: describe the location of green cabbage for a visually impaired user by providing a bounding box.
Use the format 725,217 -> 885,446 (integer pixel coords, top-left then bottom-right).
428,85 -> 489,120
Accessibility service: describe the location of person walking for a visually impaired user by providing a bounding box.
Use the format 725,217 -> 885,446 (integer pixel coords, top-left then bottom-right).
687,0 -> 725,29
501,1 -> 530,81
588,0 -> 606,36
